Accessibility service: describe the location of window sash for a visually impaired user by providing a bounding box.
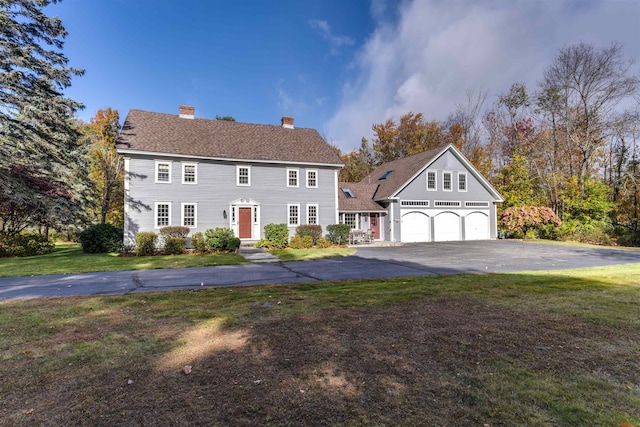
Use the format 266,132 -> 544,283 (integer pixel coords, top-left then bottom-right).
182,164 -> 197,184
458,173 -> 467,191
156,162 -> 171,183
342,213 -> 357,229
288,204 -> 299,225
287,169 -> 299,187
427,171 -> 436,190
156,203 -> 170,227
307,170 -> 317,188
237,166 -> 250,186
443,172 -> 452,191
182,203 -> 196,227
307,205 -> 318,224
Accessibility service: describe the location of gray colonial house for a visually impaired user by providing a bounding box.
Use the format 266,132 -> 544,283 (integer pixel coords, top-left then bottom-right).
116,106 -> 343,246
117,106 -> 502,246
338,144 -> 503,242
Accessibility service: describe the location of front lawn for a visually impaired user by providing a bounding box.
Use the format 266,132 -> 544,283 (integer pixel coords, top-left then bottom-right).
1,264 -> 638,426
269,247 -> 355,261
0,243 -> 246,278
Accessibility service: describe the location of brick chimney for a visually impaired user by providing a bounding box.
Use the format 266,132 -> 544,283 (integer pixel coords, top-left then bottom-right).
179,105 -> 195,119
281,116 -> 294,129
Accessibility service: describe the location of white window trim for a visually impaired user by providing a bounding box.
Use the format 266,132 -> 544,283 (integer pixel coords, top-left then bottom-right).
443,171 -> 453,192
427,170 -> 437,191
154,202 -> 172,228
181,162 -> 198,185
287,203 -> 300,226
181,203 -> 197,228
287,168 -> 299,188
237,165 -> 251,186
458,172 -> 467,192
306,169 -> 318,188
155,161 -> 172,184
307,204 -> 319,224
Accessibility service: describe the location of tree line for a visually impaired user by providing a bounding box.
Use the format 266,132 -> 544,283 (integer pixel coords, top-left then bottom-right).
335,42 -> 640,245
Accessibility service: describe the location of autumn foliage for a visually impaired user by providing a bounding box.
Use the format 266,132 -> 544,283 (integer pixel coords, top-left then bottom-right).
501,206 -> 561,238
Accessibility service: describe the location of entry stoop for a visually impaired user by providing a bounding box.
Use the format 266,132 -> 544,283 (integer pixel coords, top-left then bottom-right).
239,244 -> 280,263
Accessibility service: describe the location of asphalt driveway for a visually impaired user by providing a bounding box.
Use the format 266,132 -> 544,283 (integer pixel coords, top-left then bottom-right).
1,240 -> 639,300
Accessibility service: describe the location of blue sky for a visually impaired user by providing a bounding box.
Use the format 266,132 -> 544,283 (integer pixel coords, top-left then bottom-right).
50,0 -> 639,151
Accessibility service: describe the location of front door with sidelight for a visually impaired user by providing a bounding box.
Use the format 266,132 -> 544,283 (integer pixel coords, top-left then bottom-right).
238,207 -> 252,239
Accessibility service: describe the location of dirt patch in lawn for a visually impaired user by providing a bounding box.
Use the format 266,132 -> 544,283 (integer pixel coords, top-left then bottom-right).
2,296 -> 638,426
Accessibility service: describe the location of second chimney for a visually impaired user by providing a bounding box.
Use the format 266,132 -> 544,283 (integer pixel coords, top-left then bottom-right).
281,116 -> 294,129
179,105 -> 195,119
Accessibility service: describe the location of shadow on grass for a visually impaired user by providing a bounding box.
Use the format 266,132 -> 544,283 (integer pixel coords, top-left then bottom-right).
1,268 -> 639,426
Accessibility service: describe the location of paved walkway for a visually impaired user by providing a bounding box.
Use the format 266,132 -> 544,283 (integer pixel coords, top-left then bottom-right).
1,241 -> 639,301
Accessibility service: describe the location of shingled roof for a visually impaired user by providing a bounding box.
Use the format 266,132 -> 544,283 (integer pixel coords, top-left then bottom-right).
338,181 -> 387,212
365,145 -> 447,200
116,109 -> 343,166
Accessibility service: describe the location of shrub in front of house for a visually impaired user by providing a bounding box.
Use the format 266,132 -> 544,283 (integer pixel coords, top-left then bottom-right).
254,239 -> 273,249
190,232 -> 207,253
163,237 -> 186,255
136,232 -> 158,256
159,226 -> 190,239
204,228 -> 241,252
78,223 -> 123,253
316,237 -> 331,248
0,232 -> 55,257
264,223 -> 289,249
295,225 -> 322,245
326,224 -> 350,245
289,235 -> 314,249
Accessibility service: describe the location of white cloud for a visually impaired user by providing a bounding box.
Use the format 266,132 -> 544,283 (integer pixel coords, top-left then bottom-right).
325,0 -> 640,150
309,19 -> 355,55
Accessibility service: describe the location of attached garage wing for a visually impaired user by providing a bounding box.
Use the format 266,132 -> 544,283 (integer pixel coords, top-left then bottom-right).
434,212 -> 461,242
464,212 -> 489,240
401,211 -> 430,242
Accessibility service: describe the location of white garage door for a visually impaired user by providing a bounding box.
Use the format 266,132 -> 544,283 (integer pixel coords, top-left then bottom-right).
465,212 -> 489,240
401,211 -> 430,242
434,212 -> 461,241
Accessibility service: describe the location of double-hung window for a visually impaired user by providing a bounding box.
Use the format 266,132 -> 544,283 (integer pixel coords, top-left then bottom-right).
181,203 -> 197,227
443,171 -> 452,191
155,161 -> 172,183
288,204 -> 300,226
237,165 -> 250,186
307,204 -> 318,224
155,202 -> 171,227
182,163 -> 197,184
306,170 -> 318,188
287,168 -> 299,187
458,172 -> 467,192
427,170 -> 436,191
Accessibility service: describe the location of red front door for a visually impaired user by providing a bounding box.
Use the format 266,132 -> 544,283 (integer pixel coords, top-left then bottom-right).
239,208 -> 252,239
370,213 -> 380,240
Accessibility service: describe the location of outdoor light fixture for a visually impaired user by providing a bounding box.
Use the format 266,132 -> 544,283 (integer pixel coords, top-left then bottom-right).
223,210 -> 227,219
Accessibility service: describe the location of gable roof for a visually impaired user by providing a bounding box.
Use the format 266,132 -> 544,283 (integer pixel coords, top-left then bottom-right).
116,109 -> 343,166
338,181 -> 387,212
365,144 -> 503,202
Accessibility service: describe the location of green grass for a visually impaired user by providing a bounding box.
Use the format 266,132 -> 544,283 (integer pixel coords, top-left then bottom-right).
0,243 -> 246,278
269,247 -> 355,261
1,264 -> 639,426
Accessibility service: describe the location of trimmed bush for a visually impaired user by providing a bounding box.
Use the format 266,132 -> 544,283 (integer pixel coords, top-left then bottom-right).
289,235 -> 313,249
190,232 -> 207,253
296,225 -> 322,244
78,224 -> 123,253
136,232 -> 158,256
159,226 -> 190,239
204,228 -> 241,252
163,237 -> 186,255
254,239 -> 273,249
264,223 -> 289,249
316,237 -> 331,248
327,224 -> 351,245
0,232 -> 55,257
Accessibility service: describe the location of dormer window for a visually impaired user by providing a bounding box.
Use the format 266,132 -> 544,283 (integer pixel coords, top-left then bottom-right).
342,188 -> 355,198
379,170 -> 393,180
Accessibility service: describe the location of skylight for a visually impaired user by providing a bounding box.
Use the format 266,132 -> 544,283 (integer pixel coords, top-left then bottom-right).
379,170 -> 394,180
342,188 -> 355,198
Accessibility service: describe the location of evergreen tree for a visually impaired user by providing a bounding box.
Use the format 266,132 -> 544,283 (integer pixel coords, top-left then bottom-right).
0,0 -> 86,235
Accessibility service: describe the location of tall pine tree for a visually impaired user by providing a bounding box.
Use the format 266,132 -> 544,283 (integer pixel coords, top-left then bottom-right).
0,0 -> 86,236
